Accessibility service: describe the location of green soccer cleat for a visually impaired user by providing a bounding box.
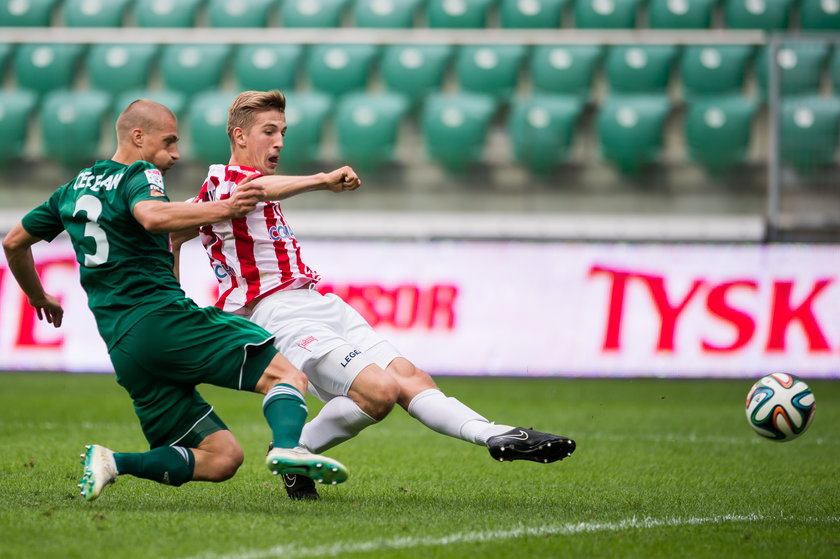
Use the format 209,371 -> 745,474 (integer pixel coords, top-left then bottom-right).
266,446 -> 348,486
78,444 -> 118,501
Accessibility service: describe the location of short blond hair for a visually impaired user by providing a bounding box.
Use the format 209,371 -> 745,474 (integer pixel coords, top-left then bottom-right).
227,90 -> 286,145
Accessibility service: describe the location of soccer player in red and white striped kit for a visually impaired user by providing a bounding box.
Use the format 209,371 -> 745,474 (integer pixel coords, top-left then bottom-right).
176,90 -> 576,500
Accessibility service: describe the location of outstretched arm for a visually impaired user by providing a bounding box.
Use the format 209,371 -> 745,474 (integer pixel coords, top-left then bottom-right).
170,228 -> 200,282
251,166 -> 361,201
2,223 -> 64,328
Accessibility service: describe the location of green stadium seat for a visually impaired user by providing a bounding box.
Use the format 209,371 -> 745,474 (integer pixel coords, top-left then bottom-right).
421,92 -> 496,171
530,45 -> 602,99
353,0 -> 422,27
0,0 -> 56,26
381,44 -> 453,105
135,0 -> 203,27
187,91 -> 237,166
648,0 -> 716,28
684,95 -> 758,173
307,44 -> 378,96
0,43 -> 12,74
723,0 -> 794,30
455,44 -> 528,99
62,0 -> 130,26
160,44 -> 231,96
780,96 -> 840,173
208,0 -> 276,27
500,0 -> 567,28
800,0 -> 840,30
281,0 -> 348,26
234,44 -> 303,92
113,89 -> 186,120
680,45 -> 754,98
756,43 -> 830,97
278,91 -> 332,171
40,89 -> 110,167
336,92 -> 409,169
605,45 -> 679,94
574,0 -> 642,28
86,44 -> 158,95
831,48 -> 840,94
0,89 -> 36,167
597,95 -> 671,174
14,43 -> 84,95
509,95 -> 583,173
427,0 -> 493,28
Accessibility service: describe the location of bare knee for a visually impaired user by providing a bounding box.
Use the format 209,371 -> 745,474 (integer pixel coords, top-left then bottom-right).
254,354 -> 308,395
204,448 -> 243,482
387,358 -> 437,408
193,431 -> 245,482
349,366 -> 400,420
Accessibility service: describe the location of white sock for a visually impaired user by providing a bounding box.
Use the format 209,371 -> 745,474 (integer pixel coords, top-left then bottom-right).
407,388 -> 513,446
299,396 -> 377,453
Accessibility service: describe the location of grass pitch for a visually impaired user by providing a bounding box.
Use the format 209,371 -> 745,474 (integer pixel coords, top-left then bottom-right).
0,373 -> 838,559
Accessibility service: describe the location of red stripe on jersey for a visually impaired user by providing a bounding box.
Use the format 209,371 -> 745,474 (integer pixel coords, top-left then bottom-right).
231,215 -> 262,303
263,203 -> 294,286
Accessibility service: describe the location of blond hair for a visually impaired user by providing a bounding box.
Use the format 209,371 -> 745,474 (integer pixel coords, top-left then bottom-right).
227,90 -> 286,145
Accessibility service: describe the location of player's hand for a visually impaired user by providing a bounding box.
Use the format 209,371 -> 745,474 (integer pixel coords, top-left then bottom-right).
324,166 -> 361,193
29,293 -> 63,328
235,171 -> 270,202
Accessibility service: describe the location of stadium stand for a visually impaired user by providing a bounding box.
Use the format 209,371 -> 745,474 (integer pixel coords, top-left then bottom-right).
799,0 -> 840,30
648,0 -> 716,28
86,44 -> 159,95
159,44 -> 231,96
509,94 -> 583,173
207,0 -> 276,27
234,44 -> 303,92
277,91 -> 332,171
306,44 -> 379,96
684,95 -> 758,172
780,95 -> 840,172
61,0 -> 130,26
574,0 -> 643,28
597,96 -> 671,173
353,0 -> 423,27
680,45 -> 755,98
426,0 -> 494,28
604,45 -> 679,94
454,44 -> 528,99
0,89 -> 36,167
499,0 -> 567,28
530,45 -> 603,99
0,0 -> 56,26
13,43 -> 84,94
135,0 -> 203,27
421,92 -> 496,171
187,90 -> 238,165
723,0 -> 794,30
40,89 -> 109,167
281,0 -> 348,27
335,91 -> 409,169
381,44 -> 454,106
756,42 -> 831,96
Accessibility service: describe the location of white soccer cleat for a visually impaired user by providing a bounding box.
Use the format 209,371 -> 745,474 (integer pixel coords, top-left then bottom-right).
266,446 -> 348,486
78,444 -> 118,501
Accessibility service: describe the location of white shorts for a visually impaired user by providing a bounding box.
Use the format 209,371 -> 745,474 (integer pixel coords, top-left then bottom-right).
248,288 -> 402,401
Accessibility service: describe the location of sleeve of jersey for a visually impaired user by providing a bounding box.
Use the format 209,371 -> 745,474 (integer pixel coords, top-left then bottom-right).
123,162 -> 171,211
21,190 -> 64,242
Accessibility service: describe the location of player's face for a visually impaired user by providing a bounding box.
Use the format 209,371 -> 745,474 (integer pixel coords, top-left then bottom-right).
142,115 -> 180,174
241,110 -> 286,175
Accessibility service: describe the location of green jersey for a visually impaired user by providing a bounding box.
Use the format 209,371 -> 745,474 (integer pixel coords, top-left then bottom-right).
22,159 -> 185,350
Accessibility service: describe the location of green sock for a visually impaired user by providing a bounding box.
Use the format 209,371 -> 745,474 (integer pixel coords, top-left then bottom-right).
262,383 -> 308,448
113,446 -> 195,486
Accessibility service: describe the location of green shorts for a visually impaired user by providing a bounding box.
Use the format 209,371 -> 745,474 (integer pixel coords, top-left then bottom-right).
109,298 -> 278,448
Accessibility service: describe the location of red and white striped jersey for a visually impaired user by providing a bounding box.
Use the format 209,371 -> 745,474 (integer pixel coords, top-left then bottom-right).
193,164 -> 320,312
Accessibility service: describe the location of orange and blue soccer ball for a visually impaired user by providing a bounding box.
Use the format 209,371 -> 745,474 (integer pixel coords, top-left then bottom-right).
746,373 -> 816,442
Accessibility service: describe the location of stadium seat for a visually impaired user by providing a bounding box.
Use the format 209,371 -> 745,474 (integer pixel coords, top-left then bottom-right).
40,89 -> 110,167
604,45 -> 679,95
381,44 -> 453,106
13,43 -> 84,95
509,95 -> 583,173
135,0 -> 203,27
187,91 -> 238,166
0,0 -> 56,26
281,0 -> 348,26
756,43 -> 830,97
336,92 -> 409,169
234,44 -> 303,92
684,95 -> 758,173
86,44 -> 158,96
353,0 -> 422,27
0,42 -> 11,73
307,44 -> 378,96
723,0 -> 794,30
62,0 -> 130,26
574,0 -> 642,28
831,48 -> 840,94
799,0 -> 840,29
500,0 -> 567,28
160,44 -> 231,96
648,0 -> 716,28
427,0 -> 494,28
680,45 -> 754,98
780,96 -> 840,173
530,45 -> 602,99
455,45 -> 528,99
113,89 -> 186,119
0,89 -> 36,167
597,95 -> 671,174
208,0 -> 276,27
421,92 -> 496,171
278,91 -> 332,171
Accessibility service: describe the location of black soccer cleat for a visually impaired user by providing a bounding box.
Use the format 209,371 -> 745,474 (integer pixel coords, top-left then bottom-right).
283,473 -> 320,500
486,427 -> 576,464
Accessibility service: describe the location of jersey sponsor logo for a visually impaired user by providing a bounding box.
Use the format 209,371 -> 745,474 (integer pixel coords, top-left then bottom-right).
213,263 -> 235,279
340,349 -> 362,368
268,223 -> 294,241
296,335 -> 318,352
145,169 -> 166,197
73,171 -> 124,192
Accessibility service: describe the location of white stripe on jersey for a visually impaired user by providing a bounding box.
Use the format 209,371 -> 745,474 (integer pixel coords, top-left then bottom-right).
194,164 -> 319,312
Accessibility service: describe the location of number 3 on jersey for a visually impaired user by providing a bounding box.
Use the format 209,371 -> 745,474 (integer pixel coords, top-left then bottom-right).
73,195 -> 109,267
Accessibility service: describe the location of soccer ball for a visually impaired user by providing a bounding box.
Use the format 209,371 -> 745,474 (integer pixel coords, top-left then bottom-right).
745,373 -> 816,442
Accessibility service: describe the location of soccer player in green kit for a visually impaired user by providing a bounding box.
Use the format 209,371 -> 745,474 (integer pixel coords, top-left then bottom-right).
2,100 -> 348,501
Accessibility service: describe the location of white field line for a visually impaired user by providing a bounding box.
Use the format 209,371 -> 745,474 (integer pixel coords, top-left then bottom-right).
177,514 -> 840,559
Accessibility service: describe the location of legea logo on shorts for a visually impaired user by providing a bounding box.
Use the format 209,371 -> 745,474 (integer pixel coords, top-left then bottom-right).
340,349 -> 362,368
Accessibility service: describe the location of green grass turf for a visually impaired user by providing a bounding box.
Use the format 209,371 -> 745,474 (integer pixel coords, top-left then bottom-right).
0,373 -> 838,559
